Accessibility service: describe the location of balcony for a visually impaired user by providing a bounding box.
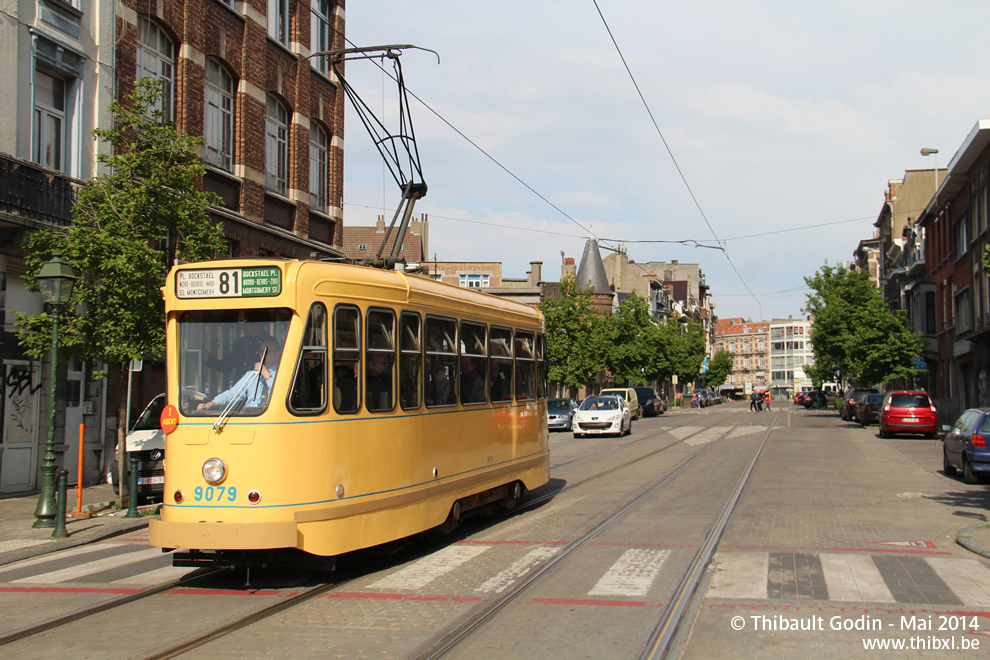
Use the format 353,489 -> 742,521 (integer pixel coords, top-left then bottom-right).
0,154 -> 79,228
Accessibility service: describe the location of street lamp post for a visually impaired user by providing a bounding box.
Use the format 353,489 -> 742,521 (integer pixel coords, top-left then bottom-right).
32,255 -> 77,529
921,147 -> 939,201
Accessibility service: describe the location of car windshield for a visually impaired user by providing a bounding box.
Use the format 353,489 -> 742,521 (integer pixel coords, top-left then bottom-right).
179,308 -> 292,416
548,400 -> 573,412
865,394 -> 885,405
580,397 -> 619,411
131,394 -> 166,432
890,394 -> 930,408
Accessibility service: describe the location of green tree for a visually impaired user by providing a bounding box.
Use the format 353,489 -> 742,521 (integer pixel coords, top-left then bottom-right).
605,293 -> 654,385
540,275 -> 608,396
15,78 -> 224,367
704,349 -> 733,389
670,319 -> 706,386
804,263 -> 924,386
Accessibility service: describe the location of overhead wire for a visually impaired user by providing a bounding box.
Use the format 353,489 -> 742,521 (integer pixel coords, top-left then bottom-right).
591,0 -> 763,317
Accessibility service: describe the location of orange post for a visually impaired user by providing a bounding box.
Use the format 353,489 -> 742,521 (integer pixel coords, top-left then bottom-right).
76,423 -> 85,514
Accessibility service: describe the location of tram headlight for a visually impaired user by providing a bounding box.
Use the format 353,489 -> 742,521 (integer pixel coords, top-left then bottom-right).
202,458 -> 226,484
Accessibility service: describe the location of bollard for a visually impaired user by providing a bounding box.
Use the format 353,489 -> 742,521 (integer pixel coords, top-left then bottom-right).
52,470 -> 69,539
125,455 -> 140,518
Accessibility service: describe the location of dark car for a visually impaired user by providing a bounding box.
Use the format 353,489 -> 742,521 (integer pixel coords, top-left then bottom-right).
795,389 -> 811,406
633,387 -> 662,416
841,388 -> 879,422
942,408 -> 990,484
803,390 -> 829,409
855,393 -> 885,426
879,390 -> 938,439
547,398 -> 579,432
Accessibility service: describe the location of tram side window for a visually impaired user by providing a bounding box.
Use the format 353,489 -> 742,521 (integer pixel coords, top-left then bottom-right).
489,326 -> 513,403
289,303 -> 328,413
425,316 -> 457,407
333,305 -> 361,414
536,332 -> 547,399
460,321 -> 487,405
366,309 -> 395,412
399,312 -> 422,409
515,330 -> 535,401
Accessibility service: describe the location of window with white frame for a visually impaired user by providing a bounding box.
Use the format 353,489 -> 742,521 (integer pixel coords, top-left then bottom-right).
265,95 -> 288,195
310,0 -> 332,75
204,59 -> 234,171
956,289 -> 972,332
137,17 -> 175,120
309,122 -> 329,212
458,274 -> 489,289
268,0 -> 289,45
33,69 -> 65,172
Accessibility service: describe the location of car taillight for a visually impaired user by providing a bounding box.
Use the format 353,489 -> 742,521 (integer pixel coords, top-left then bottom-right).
973,434 -> 987,447
864,404 -> 872,413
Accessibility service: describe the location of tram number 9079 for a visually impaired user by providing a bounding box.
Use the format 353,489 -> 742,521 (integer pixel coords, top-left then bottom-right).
194,486 -> 237,502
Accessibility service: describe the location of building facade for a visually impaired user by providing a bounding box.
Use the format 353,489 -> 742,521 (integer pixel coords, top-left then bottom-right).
769,316 -> 813,397
714,318 -> 768,392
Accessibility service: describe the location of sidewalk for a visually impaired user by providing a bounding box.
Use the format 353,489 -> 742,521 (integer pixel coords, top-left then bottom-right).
957,522 -> 990,558
0,483 -> 153,566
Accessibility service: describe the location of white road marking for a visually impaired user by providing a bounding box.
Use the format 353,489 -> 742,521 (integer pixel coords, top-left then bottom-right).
588,548 -> 671,597
0,543 -> 127,577
12,547 -> 166,584
109,564 -> 192,586
925,557 -> 990,606
819,553 -> 895,602
368,544 -> 490,591
476,546 -> 560,594
708,552 -> 768,599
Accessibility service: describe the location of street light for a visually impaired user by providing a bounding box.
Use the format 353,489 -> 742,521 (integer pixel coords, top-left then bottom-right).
33,255 -> 77,529
920,148 -> 939,200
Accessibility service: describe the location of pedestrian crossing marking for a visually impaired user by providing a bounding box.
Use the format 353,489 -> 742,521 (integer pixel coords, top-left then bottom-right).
924,557 -> 990,607
0,543 -> 126,578
818,553 -> 895,602
709,552 -> 768,599
368,545 -> 490,591
476,546 -> 559,594
588,548 -> 670,597
11,547 -> 164,584
109,564 -> 191,586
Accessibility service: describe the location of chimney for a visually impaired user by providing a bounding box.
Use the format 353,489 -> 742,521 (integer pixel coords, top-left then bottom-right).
376,215 -> 386,232
529,261 -> 543,286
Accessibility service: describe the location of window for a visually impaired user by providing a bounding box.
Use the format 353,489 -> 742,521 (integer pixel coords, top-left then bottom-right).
310,0 -> 332,75
358,243 -> 367,251
267,0 -> 289,45
33,69 -> 65,171
536,333 -> 546,399
137,17 -> 174,120
204,59 -> 234,171
309,123 -> 329,212
954,214 -> 969,260
365,309 -> 395,412
490,326 -> 513,402
290,303 -> 327,413
265,95 -> 288,195
956,289 -> 972,333
399,313 -> 421,410
459,321 -> 487,404
425,317 -> 457,407
459,274 -> 489,288
514,330 -> 535,401
332,306 -> 360,414
925,291 -> 937,334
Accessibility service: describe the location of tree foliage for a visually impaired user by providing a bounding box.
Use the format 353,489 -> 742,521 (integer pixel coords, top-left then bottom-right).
14,78 -> 225,373
605,293 -> 654,385
540,275 -> 608,392
804,263 -> 924,386
704,349 -> 733,388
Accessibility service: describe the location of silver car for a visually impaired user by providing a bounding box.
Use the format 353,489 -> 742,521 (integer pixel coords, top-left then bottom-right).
547,398 -> 579,432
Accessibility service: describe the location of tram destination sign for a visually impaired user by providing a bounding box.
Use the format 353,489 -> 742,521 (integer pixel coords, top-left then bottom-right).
176,266 -> 282,299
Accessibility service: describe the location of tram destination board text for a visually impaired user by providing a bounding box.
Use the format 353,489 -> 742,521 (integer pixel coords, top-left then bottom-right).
176,267 -> 282,299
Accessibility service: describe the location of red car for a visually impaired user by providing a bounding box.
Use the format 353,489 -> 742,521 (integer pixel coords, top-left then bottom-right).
879,390 -> 938,439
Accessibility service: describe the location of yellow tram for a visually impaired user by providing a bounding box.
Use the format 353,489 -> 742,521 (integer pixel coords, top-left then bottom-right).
148,259 -> 549,563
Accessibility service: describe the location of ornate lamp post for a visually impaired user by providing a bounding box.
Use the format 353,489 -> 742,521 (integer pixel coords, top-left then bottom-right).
33,255 -> 77,528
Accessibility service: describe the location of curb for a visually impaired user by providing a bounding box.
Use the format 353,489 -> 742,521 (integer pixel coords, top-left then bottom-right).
956,525 -> 990,559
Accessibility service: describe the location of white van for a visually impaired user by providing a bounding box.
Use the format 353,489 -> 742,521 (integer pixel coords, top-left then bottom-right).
109,394 -> 166,501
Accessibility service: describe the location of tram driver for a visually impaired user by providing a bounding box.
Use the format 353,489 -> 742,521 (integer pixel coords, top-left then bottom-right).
197,339 -> 282,412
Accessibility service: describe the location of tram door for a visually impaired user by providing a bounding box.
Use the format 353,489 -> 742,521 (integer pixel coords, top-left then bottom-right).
62,363 -> 85,486
0,361 -> 42,494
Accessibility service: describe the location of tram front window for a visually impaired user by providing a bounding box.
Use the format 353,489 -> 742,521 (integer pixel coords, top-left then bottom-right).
179,309 -> 291,416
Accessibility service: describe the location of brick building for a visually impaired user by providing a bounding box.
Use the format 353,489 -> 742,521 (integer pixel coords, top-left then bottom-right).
714,318 -> 768,393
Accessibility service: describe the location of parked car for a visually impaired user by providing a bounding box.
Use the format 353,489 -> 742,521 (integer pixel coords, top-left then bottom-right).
841,388 -> 879,422
547,398 -> 579,432
633,386 -> 662,416
572,395 -> 632,437
109,393 -> 167,501
878,390 -> 938,439
803,390 -> 829,409
855,393 -> 885,426
794,388 -> 812,406
942,408 -> 990,484
599,387 -> 641,419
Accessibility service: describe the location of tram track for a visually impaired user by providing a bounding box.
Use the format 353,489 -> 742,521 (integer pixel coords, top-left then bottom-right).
414,410 -> 773,659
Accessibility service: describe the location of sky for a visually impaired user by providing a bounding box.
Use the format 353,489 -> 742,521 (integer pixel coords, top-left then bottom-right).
340,1 -> 990,322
